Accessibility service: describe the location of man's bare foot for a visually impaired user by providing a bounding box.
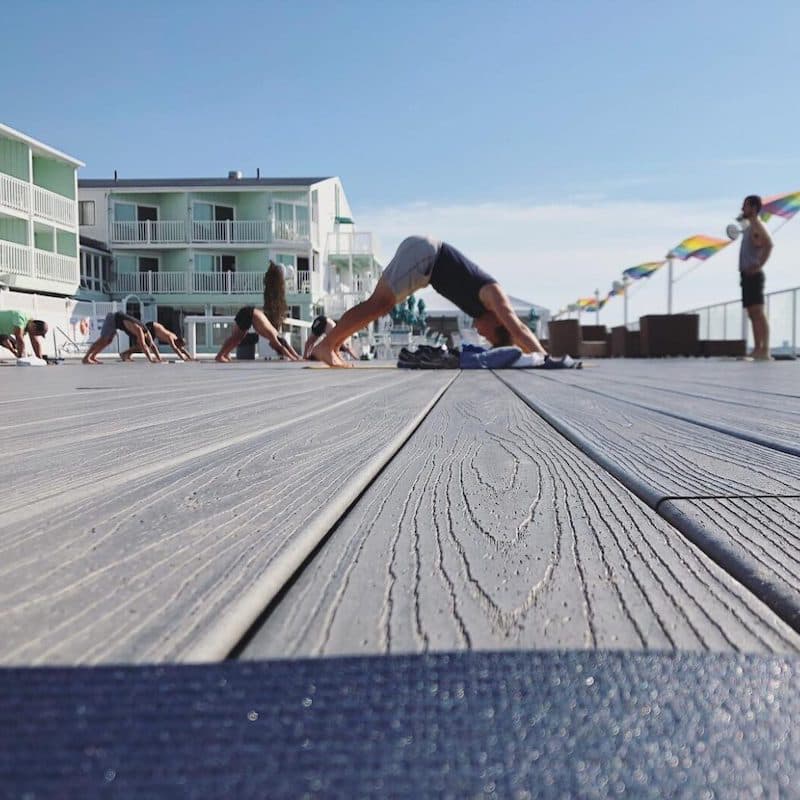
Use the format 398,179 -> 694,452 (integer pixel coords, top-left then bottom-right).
215,355 -> 232,363
310,340 -> 351,367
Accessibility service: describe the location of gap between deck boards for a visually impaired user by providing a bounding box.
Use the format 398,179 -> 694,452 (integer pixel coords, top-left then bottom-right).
493,370 -> 800,636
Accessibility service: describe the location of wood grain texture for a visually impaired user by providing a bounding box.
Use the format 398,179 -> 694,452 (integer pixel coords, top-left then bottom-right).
243,373 -> 800,659
536,365 -> 800,455
659,498 -> 800,629
0,365 -> 452,665
500,371 -> 800,500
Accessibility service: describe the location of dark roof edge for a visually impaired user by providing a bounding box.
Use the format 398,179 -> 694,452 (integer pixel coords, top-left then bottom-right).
78,177 -> 334,189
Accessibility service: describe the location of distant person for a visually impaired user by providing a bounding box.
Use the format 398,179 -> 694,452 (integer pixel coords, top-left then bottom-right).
121,321 -> 193,362
214,306 -> 300,362
738,195 -> 773,360
82,312 -> 161,365
310,236 -> 547,367
303,314 -> 359,360
0,310 -> 48,359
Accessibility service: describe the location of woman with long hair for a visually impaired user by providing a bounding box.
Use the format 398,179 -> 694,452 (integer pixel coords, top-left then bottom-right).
264,260 -> 301,359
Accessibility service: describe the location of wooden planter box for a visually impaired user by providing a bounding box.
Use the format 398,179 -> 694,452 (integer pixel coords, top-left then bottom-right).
639,315 -> 699,357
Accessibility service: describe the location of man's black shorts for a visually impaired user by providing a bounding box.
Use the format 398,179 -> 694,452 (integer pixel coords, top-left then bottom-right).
740,271 -> 765,308
234,306 -> 255,332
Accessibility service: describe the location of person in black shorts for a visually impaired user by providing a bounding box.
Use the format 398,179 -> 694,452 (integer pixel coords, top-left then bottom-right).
310,236 -> 547,367
214,306 -> 301,362
303,314 -> 359,360
120,321 -> 193,362
82,312 -> 162,365
737,195 -> 773,360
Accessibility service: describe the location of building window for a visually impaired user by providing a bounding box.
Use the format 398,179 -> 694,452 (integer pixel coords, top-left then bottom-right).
80,250 -> 107,292
79,200 -> 95,226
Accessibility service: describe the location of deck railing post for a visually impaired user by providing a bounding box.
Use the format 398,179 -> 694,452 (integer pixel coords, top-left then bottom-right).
793,289 -> 797,355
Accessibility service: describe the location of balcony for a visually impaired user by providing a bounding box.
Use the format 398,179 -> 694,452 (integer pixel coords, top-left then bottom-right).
191,220 -> 268,244
0,240 -> 78,286
112,270 -> 265,295
111,221 -> 188,245
0,173 -> 76,227
273,219 -> 310,242
33,185 -> 76,227
0,173 -> 30,215
326,231 -> 374,256
286,269 -> 312,294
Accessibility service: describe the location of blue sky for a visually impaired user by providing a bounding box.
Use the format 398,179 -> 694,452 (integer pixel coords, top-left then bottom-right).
3,0 -> 799,323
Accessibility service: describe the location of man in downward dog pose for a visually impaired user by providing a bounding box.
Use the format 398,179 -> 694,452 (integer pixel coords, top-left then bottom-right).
214,306 -> 300,362
303,314 -> 359,360
82,312 -> 162,364
310,236 -> 547,366
0,310 -> 48,359
120,321 -> 193,362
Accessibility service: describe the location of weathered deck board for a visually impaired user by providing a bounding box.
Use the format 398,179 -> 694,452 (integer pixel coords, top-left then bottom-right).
498,371 -> 800,502
243,373 -> 800,659
0,366 -> 453,665
659,498 -> 800,629
535,368 -> 800,456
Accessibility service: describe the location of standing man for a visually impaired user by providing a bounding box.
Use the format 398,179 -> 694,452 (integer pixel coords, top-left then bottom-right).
82,312 -> 162,365
738,195 -> 773,360
310,236 -> 547,367
0,310 -> 48,359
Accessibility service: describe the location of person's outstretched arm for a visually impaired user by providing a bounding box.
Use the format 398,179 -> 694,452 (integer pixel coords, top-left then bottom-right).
13,327 -> 26,357
137,329 -> 162,363
303,332 -> 319,359
479,284 -> 547,354
252,311 -> 300,361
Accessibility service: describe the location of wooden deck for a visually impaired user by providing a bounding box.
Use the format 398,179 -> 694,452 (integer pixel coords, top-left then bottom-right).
5,357 -> 800,797
3,358 -> 800,665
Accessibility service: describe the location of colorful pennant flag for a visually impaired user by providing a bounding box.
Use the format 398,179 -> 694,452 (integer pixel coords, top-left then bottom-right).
622,261 -> 665,280
668,235 -> 730,261
760,191 -> 800,222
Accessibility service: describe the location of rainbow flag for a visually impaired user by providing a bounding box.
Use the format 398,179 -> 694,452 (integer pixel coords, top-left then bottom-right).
668,235 -> 730,261
622,261 -> 665,280
760,191 -> 800,222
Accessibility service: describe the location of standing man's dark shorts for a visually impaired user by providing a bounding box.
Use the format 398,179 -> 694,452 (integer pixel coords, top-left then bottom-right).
234,306 -> 255,332
741,272 -> 765,308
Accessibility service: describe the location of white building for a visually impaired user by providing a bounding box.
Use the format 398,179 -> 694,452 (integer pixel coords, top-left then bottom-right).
0,123 -> 82,298
78,174 -> 381,353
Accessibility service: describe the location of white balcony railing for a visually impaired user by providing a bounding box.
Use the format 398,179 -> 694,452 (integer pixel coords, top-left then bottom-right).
273,219 -> 310,241
34,250 -> 79,283
0,173 -> 31,214
112,270 -> 265,295
0,241 -> 77,284
0,239 -> 32,277
111,220 -> 188,244
32,185 -> 76,227
325,291 -> 369,318
326,231 -> 374,256
191,220 -> 268,244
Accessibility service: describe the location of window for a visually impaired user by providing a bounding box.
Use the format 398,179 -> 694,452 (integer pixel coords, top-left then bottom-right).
138,257 -> 159,273
79,200 -> 95,226
80,249 -> 108,292
288,305 -> 301,321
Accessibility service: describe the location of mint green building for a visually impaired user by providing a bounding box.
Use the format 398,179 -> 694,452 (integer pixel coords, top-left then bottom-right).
78,174 -> 381,352
0,123 -> 82,297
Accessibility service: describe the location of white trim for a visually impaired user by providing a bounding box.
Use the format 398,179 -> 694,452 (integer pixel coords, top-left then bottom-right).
0,122 -> 84,167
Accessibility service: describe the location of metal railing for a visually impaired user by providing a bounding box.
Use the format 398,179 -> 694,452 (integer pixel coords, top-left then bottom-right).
111,270 -> 265,295
685,285 -> 799,354
32,184 -> 76,226
0,173 -> 30,214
